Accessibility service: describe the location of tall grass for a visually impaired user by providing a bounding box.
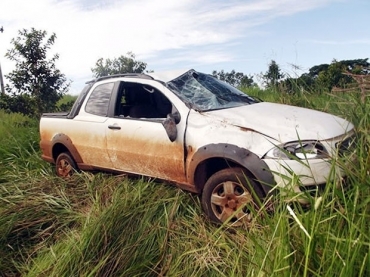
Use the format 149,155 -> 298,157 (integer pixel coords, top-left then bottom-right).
0,110 -> 51,183
0,88 -> 369,276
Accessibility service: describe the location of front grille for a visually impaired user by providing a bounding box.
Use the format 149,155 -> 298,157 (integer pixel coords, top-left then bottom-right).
336,134 -> 356,157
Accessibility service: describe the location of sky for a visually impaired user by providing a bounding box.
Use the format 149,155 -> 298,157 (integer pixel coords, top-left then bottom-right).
0,0 -> 369,94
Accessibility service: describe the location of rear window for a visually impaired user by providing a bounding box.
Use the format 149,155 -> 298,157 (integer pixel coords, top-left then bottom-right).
85,83 -> 114,116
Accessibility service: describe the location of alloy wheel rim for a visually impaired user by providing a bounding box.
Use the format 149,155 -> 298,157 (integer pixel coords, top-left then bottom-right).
210,181 -> 253,225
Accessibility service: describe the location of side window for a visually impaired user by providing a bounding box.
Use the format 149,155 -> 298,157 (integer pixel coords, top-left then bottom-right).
115,83 -> 173,119
85,82 -> 114,116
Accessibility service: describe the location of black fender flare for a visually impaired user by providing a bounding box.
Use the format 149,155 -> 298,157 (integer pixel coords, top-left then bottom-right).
187,143 -> 275,196
51,133 -> 83,164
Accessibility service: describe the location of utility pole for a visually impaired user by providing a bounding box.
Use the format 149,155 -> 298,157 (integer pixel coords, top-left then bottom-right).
0,61 -> 4,94
0,26 -> 4,94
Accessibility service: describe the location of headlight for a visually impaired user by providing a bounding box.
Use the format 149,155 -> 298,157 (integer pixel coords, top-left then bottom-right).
264,141 -> 328,160
336,134 -> 356,157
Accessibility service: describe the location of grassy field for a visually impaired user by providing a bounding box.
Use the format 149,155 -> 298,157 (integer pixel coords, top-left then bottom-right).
0,90 -> 369,276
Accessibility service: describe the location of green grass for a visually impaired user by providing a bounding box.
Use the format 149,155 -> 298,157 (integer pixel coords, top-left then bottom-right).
0,90 -> 369,276
56,94 -> 77,112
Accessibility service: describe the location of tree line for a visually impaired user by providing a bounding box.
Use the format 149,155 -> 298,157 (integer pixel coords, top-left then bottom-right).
1,28 -> 369,117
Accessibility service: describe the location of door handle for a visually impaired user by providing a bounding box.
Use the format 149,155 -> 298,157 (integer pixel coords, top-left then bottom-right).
108,125 -> 121,130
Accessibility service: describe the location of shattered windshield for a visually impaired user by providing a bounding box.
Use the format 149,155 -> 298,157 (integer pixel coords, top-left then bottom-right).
167,70 -> 259,111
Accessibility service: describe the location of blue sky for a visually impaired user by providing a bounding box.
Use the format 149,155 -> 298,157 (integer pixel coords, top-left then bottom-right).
0,0 -> 369,94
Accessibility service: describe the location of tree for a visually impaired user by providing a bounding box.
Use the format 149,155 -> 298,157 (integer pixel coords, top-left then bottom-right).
212,69 -> 255,88
4,28 -> 70,117
91,52 -> 147,78
305,58 -> 370,92
263,60 -> 284,90
314,59 -> 370,92
316,60 -> 346,92
337,58 -> 370,75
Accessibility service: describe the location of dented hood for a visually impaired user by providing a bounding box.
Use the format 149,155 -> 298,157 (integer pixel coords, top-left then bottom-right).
204,102 -> 353,142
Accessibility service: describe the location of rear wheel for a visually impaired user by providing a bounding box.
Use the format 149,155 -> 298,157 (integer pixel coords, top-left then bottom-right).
201,167 -> 264,226
55,152 -> 77,178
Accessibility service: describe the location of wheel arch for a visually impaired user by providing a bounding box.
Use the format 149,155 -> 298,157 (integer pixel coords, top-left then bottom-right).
188,143 -> 275,196
51,133 -> 83,165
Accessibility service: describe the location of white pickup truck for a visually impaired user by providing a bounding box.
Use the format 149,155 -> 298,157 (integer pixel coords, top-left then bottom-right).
40,69 -> 354,225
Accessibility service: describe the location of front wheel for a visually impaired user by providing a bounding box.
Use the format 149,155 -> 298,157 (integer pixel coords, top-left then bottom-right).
55,152 -> 77,178
201,168 -> 264,226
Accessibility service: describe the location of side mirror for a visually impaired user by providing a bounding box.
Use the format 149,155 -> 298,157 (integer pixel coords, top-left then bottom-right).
171,111 -> 181,124
162,115 -> 177,142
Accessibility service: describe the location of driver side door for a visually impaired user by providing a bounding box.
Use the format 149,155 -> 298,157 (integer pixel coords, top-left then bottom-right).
105,81 -> 187,184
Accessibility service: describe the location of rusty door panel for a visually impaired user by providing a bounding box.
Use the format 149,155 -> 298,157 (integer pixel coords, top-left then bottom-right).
106,118 -> 187,184
68,123 -> 112,168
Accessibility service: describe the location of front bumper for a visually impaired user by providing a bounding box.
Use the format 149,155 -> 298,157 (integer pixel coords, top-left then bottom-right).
263,158 -> 341,188
262,130 -> 356,196
262,158 -> 345,205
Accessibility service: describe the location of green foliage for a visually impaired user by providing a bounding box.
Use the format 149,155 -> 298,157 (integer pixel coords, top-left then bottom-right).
212,69 -> 255,88
56,94 -> 77,112
309,59 -> 370,79
0,110 -> 46,183
263,60 -> 284,90
91,52 -> 147,78
261,58 -> 369,95
287,58 -> 370,94
0,93 -> 36,115
316,60 -> 352,92
4,28 -> 70,117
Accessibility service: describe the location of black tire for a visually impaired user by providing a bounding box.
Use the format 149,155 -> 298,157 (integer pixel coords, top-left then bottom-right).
201,167 -> 264,225
55,152 -> 77,178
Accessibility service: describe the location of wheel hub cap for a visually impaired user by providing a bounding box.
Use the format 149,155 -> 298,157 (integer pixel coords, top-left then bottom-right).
227,199 -> 237,209
210,181 -> 254,224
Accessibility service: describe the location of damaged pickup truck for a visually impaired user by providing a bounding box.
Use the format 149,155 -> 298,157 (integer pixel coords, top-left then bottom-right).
40,69 -> 355,225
